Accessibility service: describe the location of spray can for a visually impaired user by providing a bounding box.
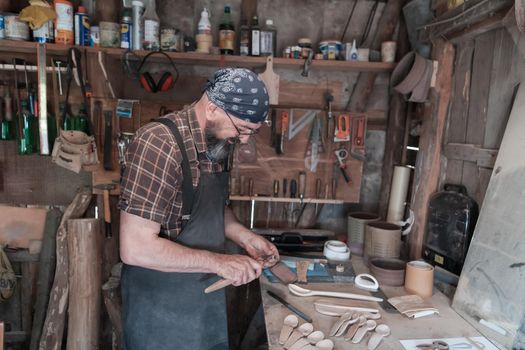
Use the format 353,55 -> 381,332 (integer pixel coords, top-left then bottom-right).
74,6 -> 90,46
120,9 -> 132,49
0,14 -> 5,39
54,0 -> 74,45
33,20 -> 54,43
131,1 -> 144,50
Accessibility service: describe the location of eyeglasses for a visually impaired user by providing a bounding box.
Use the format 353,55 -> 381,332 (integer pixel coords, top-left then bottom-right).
224,111 -> 259,136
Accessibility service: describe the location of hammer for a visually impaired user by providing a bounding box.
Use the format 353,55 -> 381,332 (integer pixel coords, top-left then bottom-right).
94,184 -> 116,238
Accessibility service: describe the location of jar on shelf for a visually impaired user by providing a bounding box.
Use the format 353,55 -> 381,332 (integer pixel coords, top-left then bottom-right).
298,38 -> 312,59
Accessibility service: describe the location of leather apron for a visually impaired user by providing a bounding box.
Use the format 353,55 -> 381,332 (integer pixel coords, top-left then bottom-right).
121,118 -> 230,350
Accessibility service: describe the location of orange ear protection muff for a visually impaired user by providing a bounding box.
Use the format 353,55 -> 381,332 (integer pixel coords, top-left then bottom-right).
137,51 -> 179,93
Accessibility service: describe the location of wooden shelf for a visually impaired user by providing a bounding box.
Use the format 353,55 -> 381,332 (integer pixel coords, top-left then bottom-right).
0,40 -> 396,72
229,195 -> 344,204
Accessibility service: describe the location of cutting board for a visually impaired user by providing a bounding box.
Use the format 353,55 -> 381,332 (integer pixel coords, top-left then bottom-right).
0,206 -> 47,248
258,56 -> 280,105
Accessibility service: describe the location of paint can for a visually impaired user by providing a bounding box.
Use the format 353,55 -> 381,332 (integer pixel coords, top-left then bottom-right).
4,14 -> 29,41
0,13 -> 5,39
100,21 -> 120,48
33,20 -> 54,43
54,0 -> 74,45
319,40 -> 342,60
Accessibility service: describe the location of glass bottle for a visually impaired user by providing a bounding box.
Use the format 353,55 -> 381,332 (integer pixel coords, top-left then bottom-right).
250,15 -> 260,56
219,5 -> 235,55
239,17 -> 249,56
77,103 -> 90,134
17,100 -> 36,155
260,19 -> 277,57
61,102 -> 75,131
143,0 -> 160,51
1,89 -> 13,140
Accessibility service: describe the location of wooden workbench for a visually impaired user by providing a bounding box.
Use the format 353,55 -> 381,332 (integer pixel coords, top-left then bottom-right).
260,257 -> 485,349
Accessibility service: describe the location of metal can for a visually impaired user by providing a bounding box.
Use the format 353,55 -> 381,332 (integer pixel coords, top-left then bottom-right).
120,15 -> 132,49
5,14 -> 30,41
54,0 -> 74,45
0,14 -> 5,39
33,20 -> 54,43
74,6 -> 90,46
160,28 -> 178,51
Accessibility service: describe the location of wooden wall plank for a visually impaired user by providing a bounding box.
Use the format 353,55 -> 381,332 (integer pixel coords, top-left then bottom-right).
409,40 -> 455,259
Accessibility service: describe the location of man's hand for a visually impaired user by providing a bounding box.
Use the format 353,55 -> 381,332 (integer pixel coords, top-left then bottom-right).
239,231 -> 280,268
214,254 -> 263,286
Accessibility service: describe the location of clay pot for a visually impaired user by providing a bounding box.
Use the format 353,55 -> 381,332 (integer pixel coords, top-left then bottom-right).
369,258 -> 406,286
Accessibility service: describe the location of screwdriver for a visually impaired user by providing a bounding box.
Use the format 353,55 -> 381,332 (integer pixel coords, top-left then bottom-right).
282,178 -> 288,224
289,179 -> 297,227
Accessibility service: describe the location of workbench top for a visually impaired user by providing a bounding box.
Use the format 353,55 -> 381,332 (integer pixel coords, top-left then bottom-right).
260,257 -> 484,349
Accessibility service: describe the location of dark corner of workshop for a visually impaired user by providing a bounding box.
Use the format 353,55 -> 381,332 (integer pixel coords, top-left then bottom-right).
0,0 -> 523,349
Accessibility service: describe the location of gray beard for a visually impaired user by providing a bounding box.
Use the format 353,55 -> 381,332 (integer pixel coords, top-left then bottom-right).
205,133 -> 235,163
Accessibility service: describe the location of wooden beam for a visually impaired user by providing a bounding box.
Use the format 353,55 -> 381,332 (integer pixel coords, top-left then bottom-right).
424,0 -> 513,40
409,40 -> 455,259
347,0 -> 406,113
444,143 -> 498,168
448,9 -> 507,44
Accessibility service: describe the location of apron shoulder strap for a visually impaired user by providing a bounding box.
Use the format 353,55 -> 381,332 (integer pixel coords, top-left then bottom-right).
156,118 -> 194,224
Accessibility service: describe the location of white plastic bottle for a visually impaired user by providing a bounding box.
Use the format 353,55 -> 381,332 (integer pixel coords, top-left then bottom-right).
350,39 -> 358,61
142,0 -> 160,51
196,7 -> 212,53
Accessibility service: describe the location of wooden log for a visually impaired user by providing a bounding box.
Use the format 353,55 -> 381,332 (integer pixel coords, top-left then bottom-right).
39,190 -> 93,350
409,40 -> 455,259
102,273 -> 122,350
66,219 -> 102,350
29,209 -> 61,350
20,262 -> 38,341
347,0 -> 406,112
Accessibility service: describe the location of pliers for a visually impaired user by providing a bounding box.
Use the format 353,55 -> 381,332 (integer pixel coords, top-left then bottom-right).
416,340 -> 450,350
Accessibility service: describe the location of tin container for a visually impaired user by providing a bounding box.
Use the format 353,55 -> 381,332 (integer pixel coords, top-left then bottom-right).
100,21 -> 120,48
74,7 -> 90,46
33,20 -> 54,43
319,40 -> 342,60
5,14 -> 29,41
120,15 -> 132,49
0,14 -> 5,39
160,28 -> 178,51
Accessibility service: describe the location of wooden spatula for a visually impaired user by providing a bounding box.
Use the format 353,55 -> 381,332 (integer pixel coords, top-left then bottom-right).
258,56 -> 280,105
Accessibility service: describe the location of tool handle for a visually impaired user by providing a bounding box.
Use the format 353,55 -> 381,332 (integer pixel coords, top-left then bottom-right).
282,178 -> 287,196
290,179 -> 297,198
204,279 -> 232,294
248,178 -> 254,196
273,180 -> 280,197
315,178 -> 322,199
240,175 -> 245,196
103,190 -> 111,224
103,111 -> 113,170
281,111 -> 289,134
340,167 -> 351,183
298,172 -> 306,198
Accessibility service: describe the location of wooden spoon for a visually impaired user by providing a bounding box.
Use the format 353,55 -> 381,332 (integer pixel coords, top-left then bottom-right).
367,324 -> 391,350
344,315 -> 367,341
334,312 -> 360,337
307,330 -> 325,343
315,339 -> 334,350
279,314 -> 299,344
288,284 -> 383,302
352,319 -> 377,344
329,311 -> 354,336
284,323 -> 313,349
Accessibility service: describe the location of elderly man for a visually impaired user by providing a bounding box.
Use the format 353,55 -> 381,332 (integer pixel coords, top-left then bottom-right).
119,68 -> 279,350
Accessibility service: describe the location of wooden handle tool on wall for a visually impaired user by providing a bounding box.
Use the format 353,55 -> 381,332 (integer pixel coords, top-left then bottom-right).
94,184 -> 116,238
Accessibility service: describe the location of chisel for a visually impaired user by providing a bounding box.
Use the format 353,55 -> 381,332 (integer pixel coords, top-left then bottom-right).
289,179 -> 297,226
103,111 -> 113,170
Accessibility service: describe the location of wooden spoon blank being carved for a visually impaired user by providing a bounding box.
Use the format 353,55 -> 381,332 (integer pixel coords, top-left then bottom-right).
283,323 -> 313,349
279,314 -> 299,344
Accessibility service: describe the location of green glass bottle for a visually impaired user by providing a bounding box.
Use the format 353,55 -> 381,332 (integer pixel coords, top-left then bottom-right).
61,102 -> 75,131
77,103 -> 89,134
17,100 -> 36,155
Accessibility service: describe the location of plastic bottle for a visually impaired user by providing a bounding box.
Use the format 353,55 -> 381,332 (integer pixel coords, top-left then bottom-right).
196,7 -> 212,53
350,39 -> 358,61
239,17 -> 249,56
74,6 -> 90,46
219,5 -> 235,55
54,0 -> 74,45
250,15 -> 260,56
260,19 -> 276,56
142,0 -> 160,51
131,1 -> 144,50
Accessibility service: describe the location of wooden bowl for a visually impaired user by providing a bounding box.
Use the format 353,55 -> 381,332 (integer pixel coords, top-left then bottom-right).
369,258 -> 406,286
